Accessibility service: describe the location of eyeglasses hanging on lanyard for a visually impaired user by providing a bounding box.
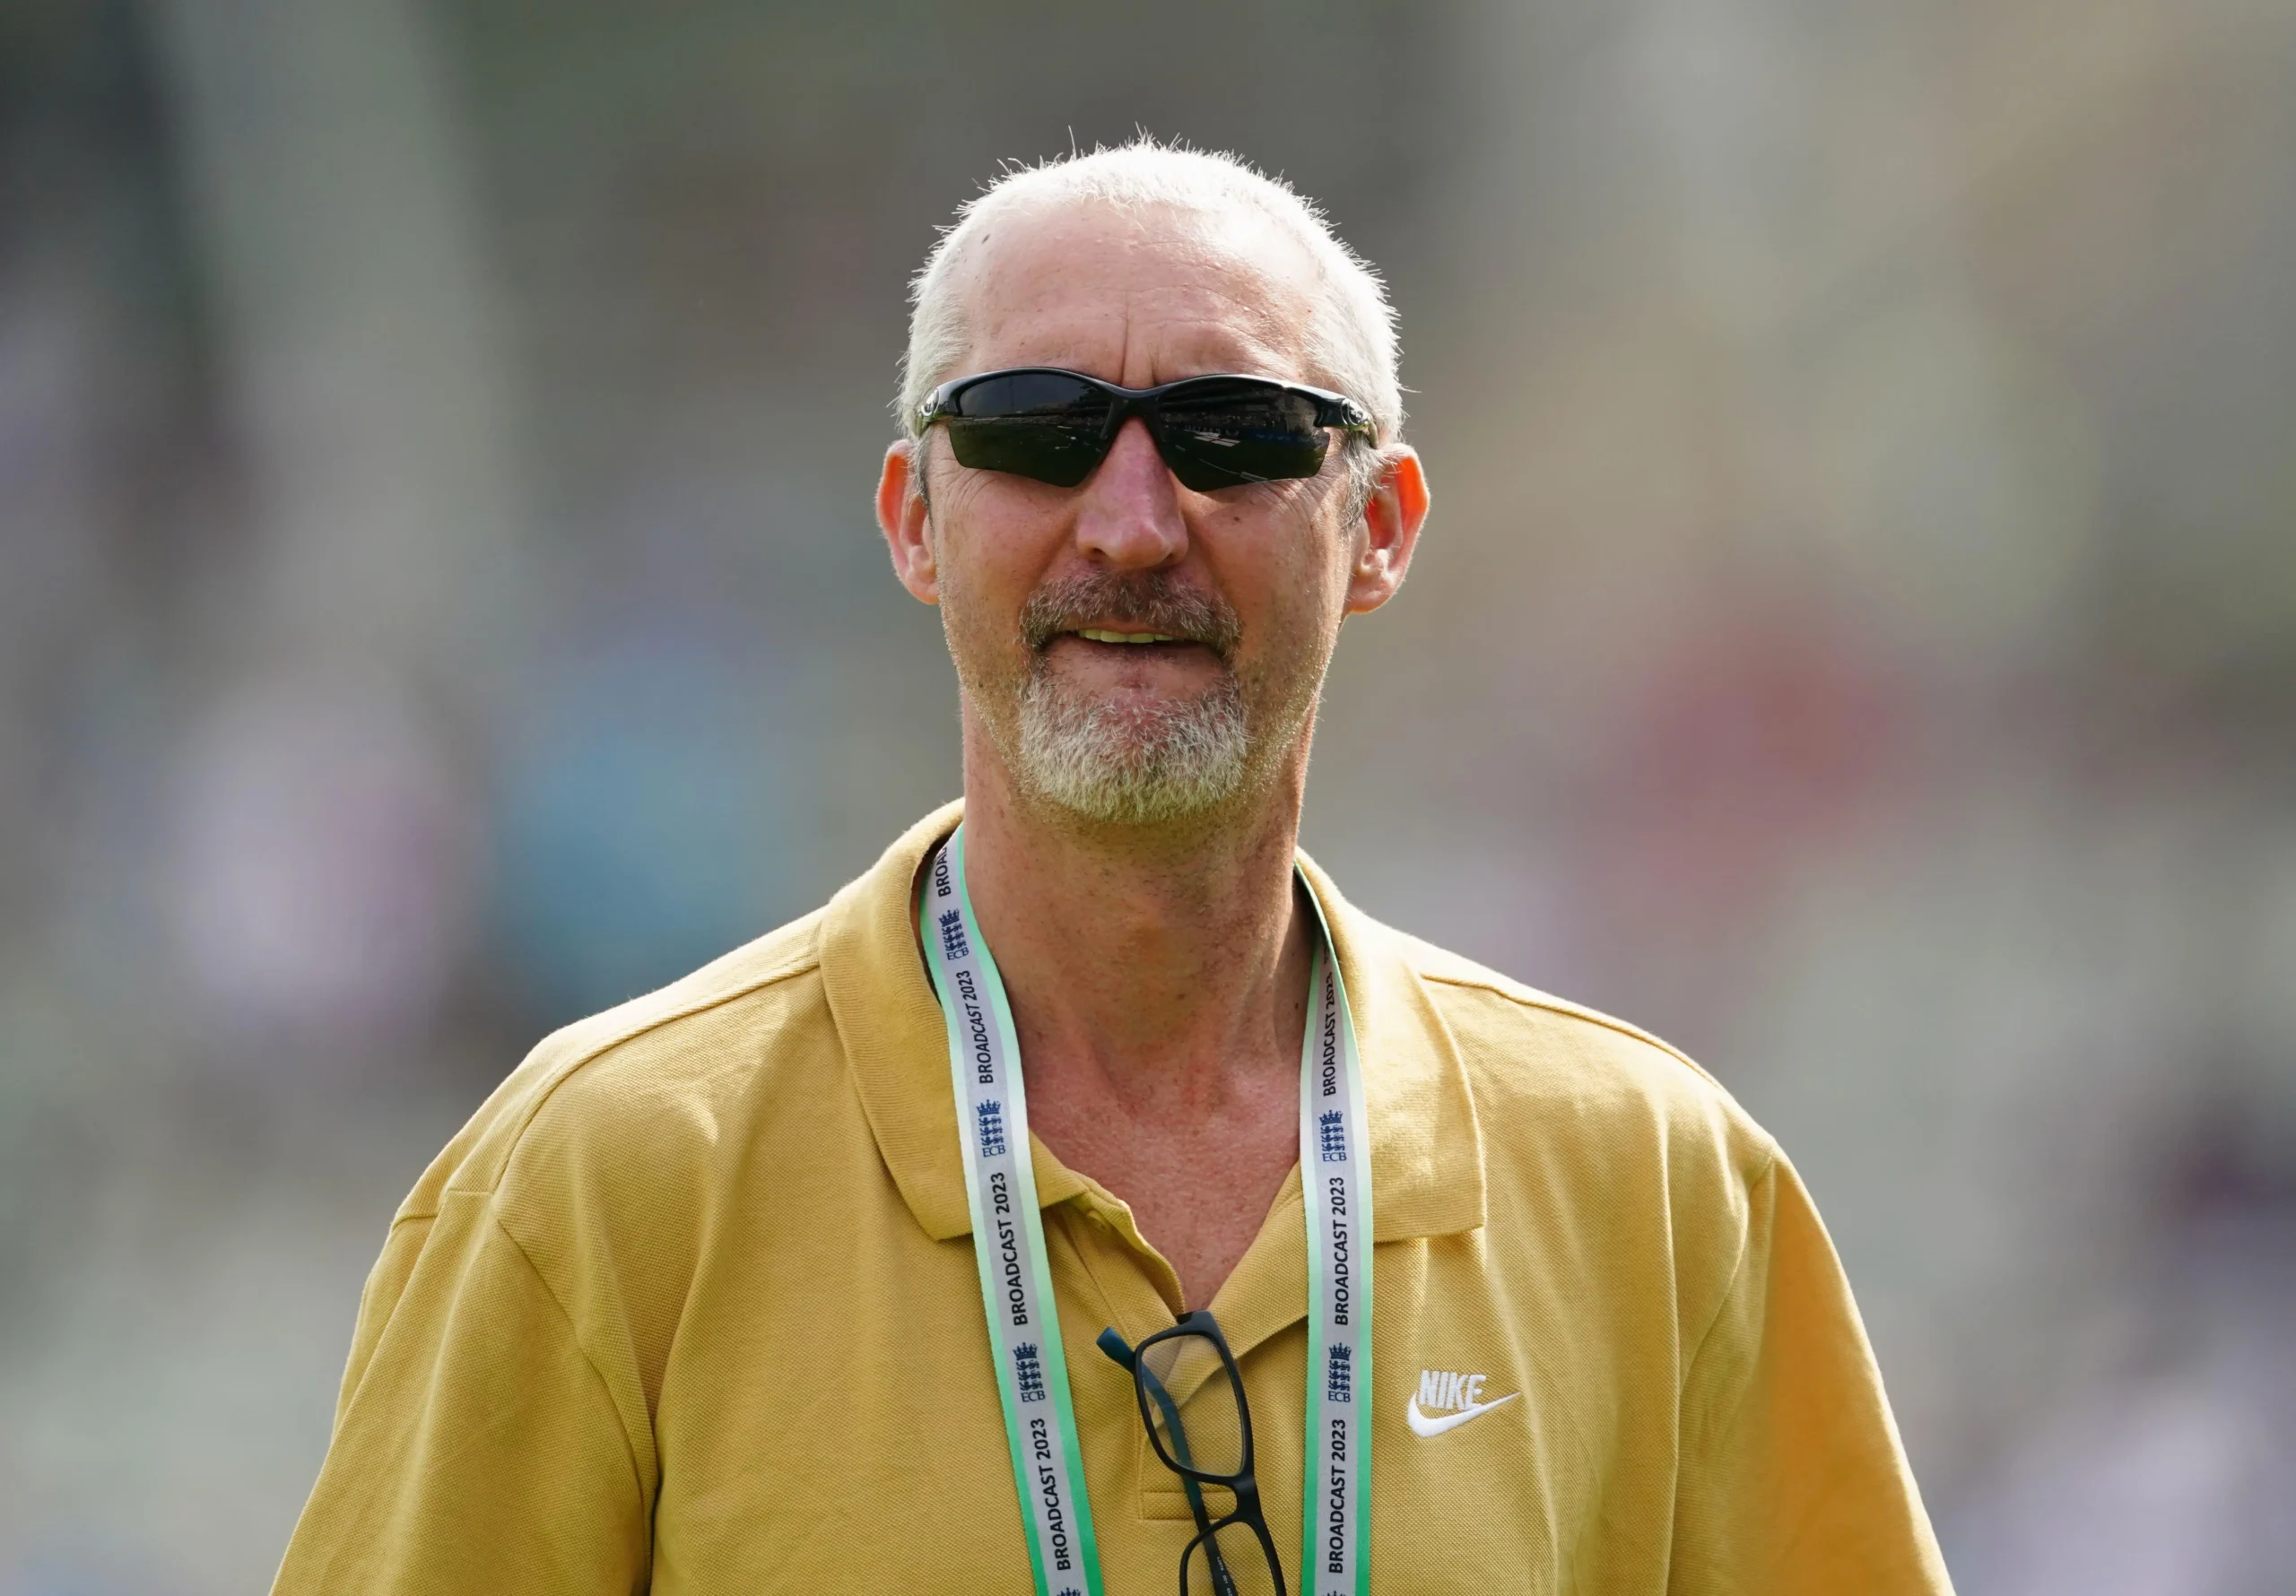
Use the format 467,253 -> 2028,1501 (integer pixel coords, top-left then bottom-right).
920,825 -> 1374,1596
1098,1312 -> 1286,1596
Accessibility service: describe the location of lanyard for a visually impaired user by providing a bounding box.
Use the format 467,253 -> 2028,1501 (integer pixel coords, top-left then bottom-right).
921,825 -> 1373,1596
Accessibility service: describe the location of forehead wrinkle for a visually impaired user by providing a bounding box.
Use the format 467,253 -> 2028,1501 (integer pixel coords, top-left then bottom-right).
952,202 -> 1320,386
1117,280 -> 1305,387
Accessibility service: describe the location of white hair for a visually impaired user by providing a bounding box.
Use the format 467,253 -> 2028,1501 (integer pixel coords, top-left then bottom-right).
896,138 -> 1405,452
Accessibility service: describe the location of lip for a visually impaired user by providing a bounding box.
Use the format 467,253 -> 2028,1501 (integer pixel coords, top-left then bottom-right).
1061,626 -> 1194,644
1018,577 -> 1240,658
1045,619 -> 1223,653
1049,630 -> 1218,655
1041,633 -> 1226,680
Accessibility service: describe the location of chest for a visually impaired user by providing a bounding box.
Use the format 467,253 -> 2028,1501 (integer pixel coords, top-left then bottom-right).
644,1195 -> 1684,1595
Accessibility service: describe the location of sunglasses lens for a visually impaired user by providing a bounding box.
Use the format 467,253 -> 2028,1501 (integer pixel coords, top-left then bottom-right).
1155,379 -> 1329,491
941,371 -> 1112,487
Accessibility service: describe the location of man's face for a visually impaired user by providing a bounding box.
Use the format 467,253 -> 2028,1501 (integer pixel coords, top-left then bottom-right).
900,201 -> 1379,825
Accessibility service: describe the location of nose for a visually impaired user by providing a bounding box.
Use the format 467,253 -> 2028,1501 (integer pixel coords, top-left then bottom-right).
1072,418 -> 1187,572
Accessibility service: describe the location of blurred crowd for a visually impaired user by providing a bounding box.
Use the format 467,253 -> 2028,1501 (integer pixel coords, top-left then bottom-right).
2,1 -> 2292,1591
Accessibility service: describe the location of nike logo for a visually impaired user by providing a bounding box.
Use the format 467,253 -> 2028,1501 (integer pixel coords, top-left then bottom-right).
1405,1390 -> 1520,1437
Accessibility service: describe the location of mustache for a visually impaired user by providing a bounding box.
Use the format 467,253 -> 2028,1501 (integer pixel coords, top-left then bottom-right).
1019,572 -> 1242,659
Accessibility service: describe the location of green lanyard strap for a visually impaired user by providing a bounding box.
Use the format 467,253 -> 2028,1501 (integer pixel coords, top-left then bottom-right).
921,826 -> 1373,1596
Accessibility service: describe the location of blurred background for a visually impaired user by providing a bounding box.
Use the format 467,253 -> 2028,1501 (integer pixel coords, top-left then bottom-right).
4,0 -> 2293,1589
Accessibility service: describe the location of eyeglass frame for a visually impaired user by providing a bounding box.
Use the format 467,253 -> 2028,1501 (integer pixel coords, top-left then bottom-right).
1098,1308 -> 1289,1596
913,366 -> 1376,492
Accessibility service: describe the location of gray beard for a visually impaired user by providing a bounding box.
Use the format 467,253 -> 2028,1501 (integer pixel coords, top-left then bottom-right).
1012,665 -> 1252,825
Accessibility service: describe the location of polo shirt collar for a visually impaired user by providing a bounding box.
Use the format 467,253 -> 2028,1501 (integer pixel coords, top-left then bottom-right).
820,802 -> 1486,1248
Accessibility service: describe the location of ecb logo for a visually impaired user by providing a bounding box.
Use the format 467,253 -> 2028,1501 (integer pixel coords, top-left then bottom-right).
1013,1341 -> 1047,1403
938,908 -> 970,962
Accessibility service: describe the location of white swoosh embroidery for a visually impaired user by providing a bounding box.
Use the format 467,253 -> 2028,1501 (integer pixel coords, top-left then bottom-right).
1405,1391 -> 1520,1437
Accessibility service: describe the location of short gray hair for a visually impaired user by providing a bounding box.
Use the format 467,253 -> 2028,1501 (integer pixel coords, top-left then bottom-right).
896,138 -> 1405,456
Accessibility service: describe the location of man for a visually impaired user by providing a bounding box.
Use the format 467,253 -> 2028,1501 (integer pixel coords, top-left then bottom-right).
274,142 -> 1952,1594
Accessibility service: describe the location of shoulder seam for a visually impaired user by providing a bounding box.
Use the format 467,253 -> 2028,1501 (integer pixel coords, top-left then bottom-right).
1675,1145 -> 1783,1405
1416,968 -> 1729,1094
449,944 -> 824,1201
486,1204 -> 653,1516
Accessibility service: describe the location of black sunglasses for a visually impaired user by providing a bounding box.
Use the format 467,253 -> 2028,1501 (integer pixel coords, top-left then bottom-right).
1099,1311 -> 1286,1596
917,367 -> 1374,492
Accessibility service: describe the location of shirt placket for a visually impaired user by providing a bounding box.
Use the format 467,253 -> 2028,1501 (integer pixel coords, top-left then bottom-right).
1048,1171 -> 1318,1526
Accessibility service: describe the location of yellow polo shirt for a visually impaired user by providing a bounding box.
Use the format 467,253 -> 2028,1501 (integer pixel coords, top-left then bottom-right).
273,803 -> 1952,1595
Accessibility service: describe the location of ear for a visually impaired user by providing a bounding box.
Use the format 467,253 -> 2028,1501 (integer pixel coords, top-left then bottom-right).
1344,447 -> 1431,616
876,438 -> 940,604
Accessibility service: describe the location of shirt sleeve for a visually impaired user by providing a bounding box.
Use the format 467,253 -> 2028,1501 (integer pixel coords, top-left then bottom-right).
270,1192 -> 650,1596
1668,1151 -> 1955,1595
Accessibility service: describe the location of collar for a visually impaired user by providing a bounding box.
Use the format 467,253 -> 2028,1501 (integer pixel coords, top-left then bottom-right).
820,801 -> 1487,1246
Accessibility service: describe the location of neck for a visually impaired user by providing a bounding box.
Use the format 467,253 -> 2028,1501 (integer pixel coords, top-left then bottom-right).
954,716 -> 1314,1120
